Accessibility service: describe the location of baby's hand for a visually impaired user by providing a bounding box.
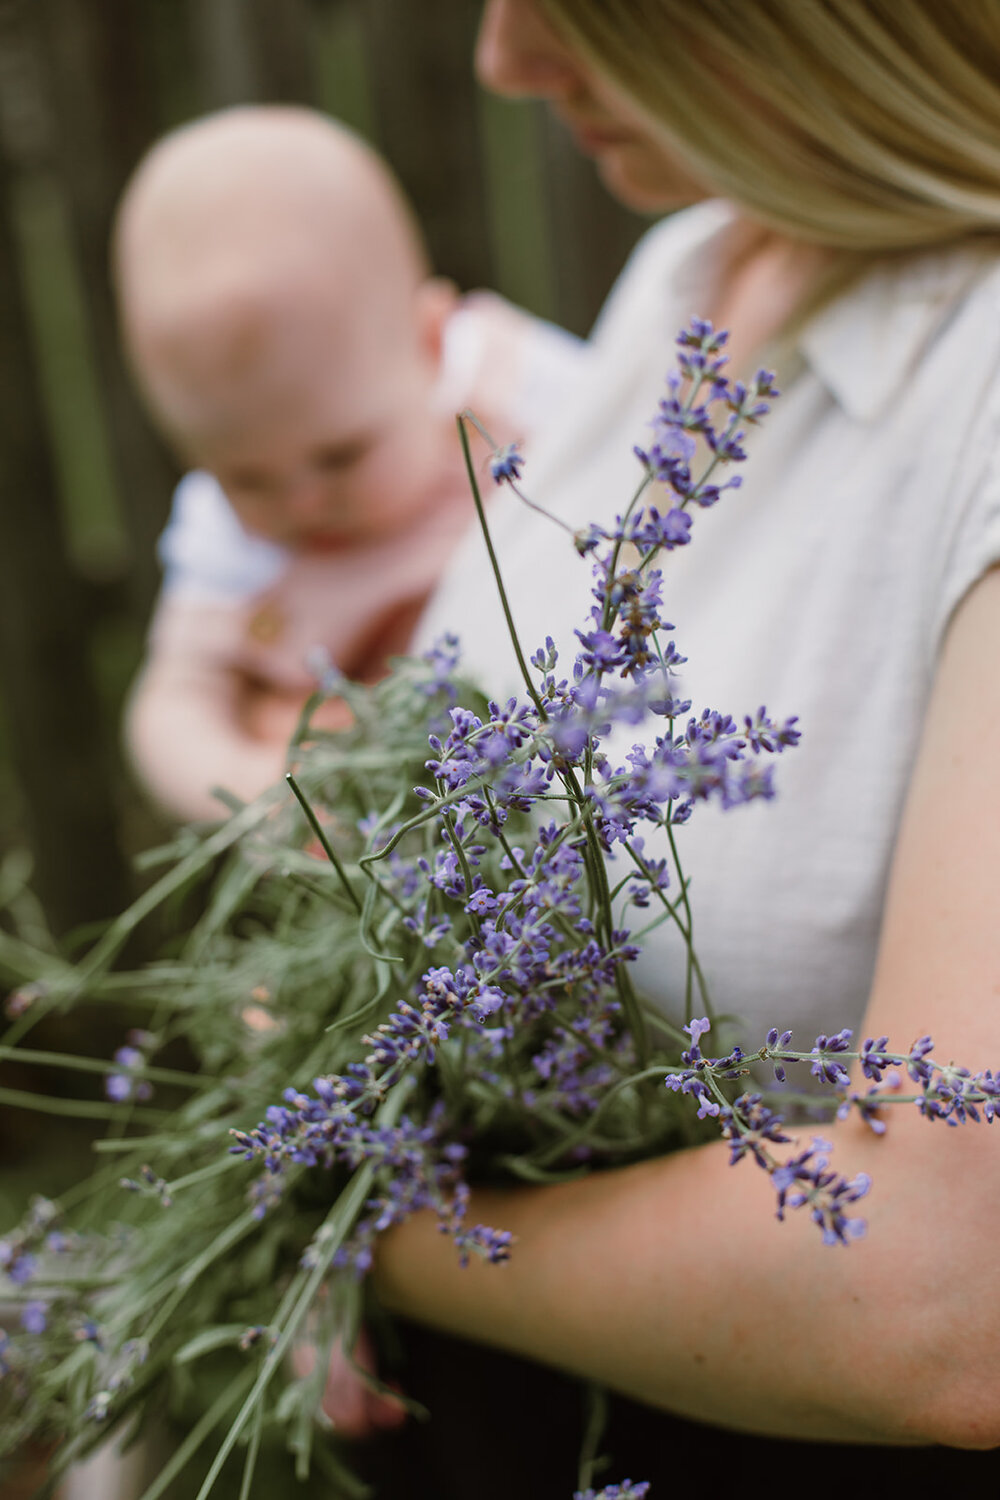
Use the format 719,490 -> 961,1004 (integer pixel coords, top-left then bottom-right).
241,687 -> 353,746
293,1325 -> 406,1441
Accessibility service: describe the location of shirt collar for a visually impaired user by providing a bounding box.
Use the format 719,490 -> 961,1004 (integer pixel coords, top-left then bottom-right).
670,201 -> 989,424
797,244 -> 990,422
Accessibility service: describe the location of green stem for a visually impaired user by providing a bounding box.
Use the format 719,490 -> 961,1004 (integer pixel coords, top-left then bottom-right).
135,1367 -> 256,1500
0,1045 -> 211,1090
599,474 -> 654,633
664,817 -> 713,1020
577,1382 -> 610,1494
522,1065 -> 671,1167
573,781 -> 650,1067
193,1165 -> 376,1500
119,1209 -> 259,1345
286,773 -> 363,916
166,1156 -> 242,1195
237,1397 -> 265,1500
0,1086 -> 169,1122
457,414 -> 547,720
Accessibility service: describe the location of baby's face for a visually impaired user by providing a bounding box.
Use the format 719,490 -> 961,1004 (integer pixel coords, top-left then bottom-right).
178,293 -> 452,551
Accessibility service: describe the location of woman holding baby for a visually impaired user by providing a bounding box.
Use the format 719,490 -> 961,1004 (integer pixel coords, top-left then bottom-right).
349,0 -> 1000,1491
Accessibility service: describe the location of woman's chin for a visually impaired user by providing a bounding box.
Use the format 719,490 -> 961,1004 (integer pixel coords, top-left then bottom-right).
594,147 -> 708,216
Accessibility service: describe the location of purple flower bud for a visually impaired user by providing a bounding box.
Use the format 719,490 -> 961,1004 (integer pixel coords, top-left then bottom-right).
20,1300 -> 47,1334
489,443 -> 523,484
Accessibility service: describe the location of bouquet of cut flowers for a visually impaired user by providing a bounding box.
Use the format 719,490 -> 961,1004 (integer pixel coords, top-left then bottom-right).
0,321 -> 995,1500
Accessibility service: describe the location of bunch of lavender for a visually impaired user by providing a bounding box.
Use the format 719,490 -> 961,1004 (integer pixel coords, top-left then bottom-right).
0,321 -> 995,1500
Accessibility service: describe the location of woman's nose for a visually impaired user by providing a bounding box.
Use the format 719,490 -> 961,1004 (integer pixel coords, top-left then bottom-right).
475,0 -> 582,100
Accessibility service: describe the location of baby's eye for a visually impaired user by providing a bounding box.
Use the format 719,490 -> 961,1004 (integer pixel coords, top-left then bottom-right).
313,439 -> 369,472
223,469 -> 274,498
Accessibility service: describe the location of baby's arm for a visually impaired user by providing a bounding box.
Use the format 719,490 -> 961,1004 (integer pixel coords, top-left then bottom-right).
125,591 -> 292,823
126,470 -> 350,821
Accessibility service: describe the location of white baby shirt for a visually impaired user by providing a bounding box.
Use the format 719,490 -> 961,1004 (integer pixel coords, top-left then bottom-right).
416,201 -> 1000,1049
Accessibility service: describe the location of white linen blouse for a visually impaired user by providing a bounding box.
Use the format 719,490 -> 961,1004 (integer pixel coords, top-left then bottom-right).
416,200 -> 1000,1049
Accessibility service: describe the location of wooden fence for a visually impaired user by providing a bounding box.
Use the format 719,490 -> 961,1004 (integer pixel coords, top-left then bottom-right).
0,0 -> 647,938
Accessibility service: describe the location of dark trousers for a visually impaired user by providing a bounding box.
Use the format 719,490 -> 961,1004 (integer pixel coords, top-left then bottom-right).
358,1322 -> 997,1497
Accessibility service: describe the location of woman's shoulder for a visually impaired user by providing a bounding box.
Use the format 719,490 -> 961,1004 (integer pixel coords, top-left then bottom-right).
590,199 -> 735,348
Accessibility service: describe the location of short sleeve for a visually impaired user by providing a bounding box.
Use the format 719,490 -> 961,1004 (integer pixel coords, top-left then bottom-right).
158,471 -> 288,603
936,385 -> 1000,641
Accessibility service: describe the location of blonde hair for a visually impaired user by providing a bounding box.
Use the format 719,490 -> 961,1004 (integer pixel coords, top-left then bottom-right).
541,0 -> 1000,253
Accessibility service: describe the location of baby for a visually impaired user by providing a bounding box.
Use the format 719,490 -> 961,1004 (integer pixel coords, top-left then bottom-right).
116,106 -> 585,821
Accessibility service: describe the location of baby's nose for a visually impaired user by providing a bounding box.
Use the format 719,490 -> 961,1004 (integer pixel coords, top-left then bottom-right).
284,474 -> 333,525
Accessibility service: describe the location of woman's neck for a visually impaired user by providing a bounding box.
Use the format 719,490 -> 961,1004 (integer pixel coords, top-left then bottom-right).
709,216 -> 834,378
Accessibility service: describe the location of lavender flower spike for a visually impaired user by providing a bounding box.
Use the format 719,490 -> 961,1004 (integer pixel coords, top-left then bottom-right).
490,442 -> 524,484
575,1483 -> 651,1500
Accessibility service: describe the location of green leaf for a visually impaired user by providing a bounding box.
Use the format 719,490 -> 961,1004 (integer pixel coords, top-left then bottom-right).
173,1325 -> 251,1365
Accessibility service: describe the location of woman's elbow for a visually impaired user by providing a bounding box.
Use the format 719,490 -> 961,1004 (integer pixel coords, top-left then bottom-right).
876,1258 -> 1000,1449
910,1359 -> 1000,1452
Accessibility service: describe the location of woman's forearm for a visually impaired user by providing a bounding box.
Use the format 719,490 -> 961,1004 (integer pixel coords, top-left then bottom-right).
374,1108 -> 1000,1449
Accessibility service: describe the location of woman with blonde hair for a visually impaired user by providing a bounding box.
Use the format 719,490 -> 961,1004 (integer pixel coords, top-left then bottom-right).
359,2 -> 1000,1489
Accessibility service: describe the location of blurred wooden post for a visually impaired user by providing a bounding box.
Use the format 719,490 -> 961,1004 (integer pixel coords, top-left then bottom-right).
251,0 -> 316,102
191,0 -> 316,108
538,113 -> 648,336
357,0 -> 494,289
35,0 -> 180,611
0,1 -> 130,932
189,0 -> 259,105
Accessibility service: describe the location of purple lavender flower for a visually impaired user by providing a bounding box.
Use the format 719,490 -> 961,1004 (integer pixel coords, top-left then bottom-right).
918,1063 -> 1000,1126
770,1137 -> 870,1246
809,1030 -> 853,1088
419,633 -> 463,701
720,1094 -> 792,1168
632,505 -> 693,552
119,1165 -> 172,1208
684,1017 -> 712,1053
576,628 -> 626,674
906,1035 -> 935,1084
490,442 -> 523,484
836,1087 -> 890,1135
20,1300 -> 47,1334
634,323 -> 776,514
104,1041 -> 153,1103
465,886 -> 500,917
858,1035 -> 894,1082
664,1068 -> 721,1121
575,1483 -> 651,1500
7,1253 -> 36,1286
743,706 -> 801,754
765,1027 -> 795,1083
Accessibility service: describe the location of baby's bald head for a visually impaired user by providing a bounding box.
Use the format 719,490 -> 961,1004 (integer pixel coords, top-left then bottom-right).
114,107 -> 432,448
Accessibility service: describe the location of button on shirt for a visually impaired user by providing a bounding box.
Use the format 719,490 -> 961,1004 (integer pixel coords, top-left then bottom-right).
416,201 -> 1000,1048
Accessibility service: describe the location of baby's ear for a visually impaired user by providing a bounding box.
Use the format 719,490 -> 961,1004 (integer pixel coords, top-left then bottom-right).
415,277 -> 460,371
